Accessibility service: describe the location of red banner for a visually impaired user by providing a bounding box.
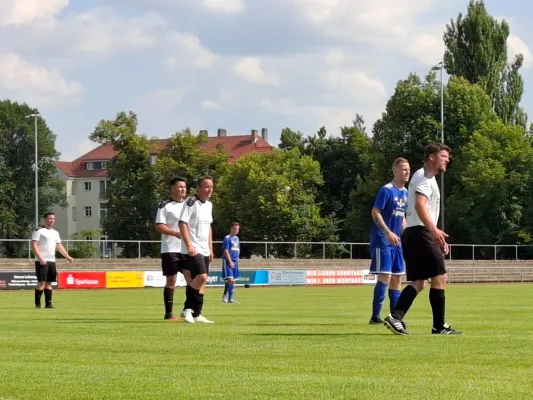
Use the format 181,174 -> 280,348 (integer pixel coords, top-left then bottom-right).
306,269 -> 364,285
58,272 -> 106,289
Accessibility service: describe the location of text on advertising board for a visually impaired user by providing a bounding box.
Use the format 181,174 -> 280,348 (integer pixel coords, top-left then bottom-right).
58,272 -> 106,289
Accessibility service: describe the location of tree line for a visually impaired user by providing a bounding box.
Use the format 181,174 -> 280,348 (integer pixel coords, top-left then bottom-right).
1,1 -> 533,259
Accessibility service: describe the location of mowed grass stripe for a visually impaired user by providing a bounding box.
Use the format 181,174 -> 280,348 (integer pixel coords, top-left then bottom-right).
1,285 -> 532,399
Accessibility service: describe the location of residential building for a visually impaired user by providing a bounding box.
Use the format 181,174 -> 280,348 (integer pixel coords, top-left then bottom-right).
52,129 -> 273,240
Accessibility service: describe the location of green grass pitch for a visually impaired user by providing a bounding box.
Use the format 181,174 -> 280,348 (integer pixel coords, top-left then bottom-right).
1,284 -> 532,399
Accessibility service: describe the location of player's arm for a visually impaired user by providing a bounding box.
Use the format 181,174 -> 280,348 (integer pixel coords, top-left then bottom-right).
222,237 -> 234,267
371,207 -> 391,235
155,203 -> 180,238
56,243 -> 74,262
209,225 -> 214,261
371,187 -> 400,246
414,192 -> 448,252
32,239 -> 45,265
178,199 -> 196,256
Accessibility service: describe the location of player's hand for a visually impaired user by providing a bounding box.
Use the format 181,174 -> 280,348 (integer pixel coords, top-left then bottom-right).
39,258 -> 46,266
441,242 -> 449,255
209,253 -> 214,262
67,256 -> 74,263
229,262 -> 235,269
386,231 -> 401,246
430,228 -> 449,249
187,245 -> 197,257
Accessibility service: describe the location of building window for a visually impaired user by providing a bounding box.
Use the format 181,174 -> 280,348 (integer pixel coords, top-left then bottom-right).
71,182 -> 76,195
85,206 -> 92,217
150,155 -> 157,165
72,207 -> 76,221
84,182 -> 91,191
86,162 -> 94,170
99,180 -> 109,200
101,161 -> 108,169
100,208 -> 107,227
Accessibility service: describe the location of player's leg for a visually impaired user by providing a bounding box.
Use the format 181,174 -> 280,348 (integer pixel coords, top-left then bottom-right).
192,256 -> 213,323
384,228 -> 428,335
428,251 -> 461,335
44,262 -> 57,308
34,261 -> 45,308
178,255 -> 192,318
161,254 -> 179,320
228,262 -> 239,303
182,255 -> 199,323
369,247 -> 391,324
389,247 -> 405,313
184,255 -> 209,323
222,259 -> 230,302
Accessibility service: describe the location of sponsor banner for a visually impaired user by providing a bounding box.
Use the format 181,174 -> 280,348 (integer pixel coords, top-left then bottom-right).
58,271 -> 106,289
144,271 -> 186,288
252,270 -> 269,285
268,269 -> 306,285
306,269 -> 365,285
0,271 -> 58,290
106,271 -> 145,288
363,270 -> 377,284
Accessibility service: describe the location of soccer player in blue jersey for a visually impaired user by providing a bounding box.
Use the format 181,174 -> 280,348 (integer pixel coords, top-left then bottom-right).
222,222 -> 240,304
368,157 -> 410,325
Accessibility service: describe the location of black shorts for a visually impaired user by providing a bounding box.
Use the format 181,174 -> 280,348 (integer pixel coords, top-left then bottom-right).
161,253 -> 186,276
34,261 -> 57,283
183,254 -> 210,278
402,226 -> 446,281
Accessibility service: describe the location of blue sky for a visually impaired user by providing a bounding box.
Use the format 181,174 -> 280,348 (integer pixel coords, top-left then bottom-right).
1,0 -> 532,161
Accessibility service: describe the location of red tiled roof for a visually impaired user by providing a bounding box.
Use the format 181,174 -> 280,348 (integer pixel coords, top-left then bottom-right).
55,134 -> 274,178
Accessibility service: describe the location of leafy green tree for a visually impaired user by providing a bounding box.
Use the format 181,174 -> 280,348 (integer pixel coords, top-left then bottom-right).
446,121 -> 533,251
0,100 -> 65,257
443,0 -> 525,125
214,148 -> 338,258
89,111 -> 158,258
68,229 -> 103,258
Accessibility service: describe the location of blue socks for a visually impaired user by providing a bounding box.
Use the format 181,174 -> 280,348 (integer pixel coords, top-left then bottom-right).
388,288 -> 401,313
372,281 -> 387,318
228,283 -> 235,301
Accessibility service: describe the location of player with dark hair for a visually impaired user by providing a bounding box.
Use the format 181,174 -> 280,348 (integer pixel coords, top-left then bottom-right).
222,222 -> 240,304
155,177 -> 189,321
179,175 -> 215,324
32,212 -> 74,308
384,143 -> 462,335
368,157 -> 410,324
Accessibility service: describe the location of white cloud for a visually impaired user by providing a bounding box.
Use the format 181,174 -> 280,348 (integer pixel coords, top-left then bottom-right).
62,139 -> 99,162
292,0 -> 445,65
234,57 -> 279,85
0,0 -> 68,26
137,89 -> 185,113
507,34 -> 533,68
0,52 -> 82,107
201,100 -> 223,109
165,32 -> 217,69
201,0 -> 244,14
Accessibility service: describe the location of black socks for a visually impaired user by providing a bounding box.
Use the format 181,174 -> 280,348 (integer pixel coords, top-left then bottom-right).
163,287 -> 174,315
35,289 -> 43,307
44,289 -> 52,306
391,285 -> 418,320
429,288 -> 445,329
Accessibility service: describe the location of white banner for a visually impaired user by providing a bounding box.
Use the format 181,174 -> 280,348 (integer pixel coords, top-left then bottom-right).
362,269 -> 377,284
144,271 -> 186,287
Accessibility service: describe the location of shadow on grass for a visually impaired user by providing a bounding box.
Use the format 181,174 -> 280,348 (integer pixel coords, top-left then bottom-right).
247,323 -> 348,327
55,318 -> 166,324
246,332 -> 393,337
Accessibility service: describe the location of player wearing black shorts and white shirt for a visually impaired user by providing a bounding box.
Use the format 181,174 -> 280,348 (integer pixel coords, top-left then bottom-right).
155,177 -> 190,321
384,143 -> 462,336
31,212 -> 74,308
179,176 -> 214,324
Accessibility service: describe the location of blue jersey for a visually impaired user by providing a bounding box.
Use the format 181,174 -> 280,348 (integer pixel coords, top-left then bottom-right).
369,183 -> 408,248
222,235 -> 240,262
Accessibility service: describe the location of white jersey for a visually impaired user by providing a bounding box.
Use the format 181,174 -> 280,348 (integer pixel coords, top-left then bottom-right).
405,167 -> 440,228
179,196 -> 213,256
155,199 -> 184,253
31,227 -> 61,262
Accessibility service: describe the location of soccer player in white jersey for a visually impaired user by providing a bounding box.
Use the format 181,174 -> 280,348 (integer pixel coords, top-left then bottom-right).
155,177 -> 189,321
179,176 -> 215,324
31,212 -> 74,308
384,143 -> 462,335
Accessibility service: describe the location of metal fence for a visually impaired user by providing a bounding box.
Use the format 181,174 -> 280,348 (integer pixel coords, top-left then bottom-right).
2,239 -> 533,260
